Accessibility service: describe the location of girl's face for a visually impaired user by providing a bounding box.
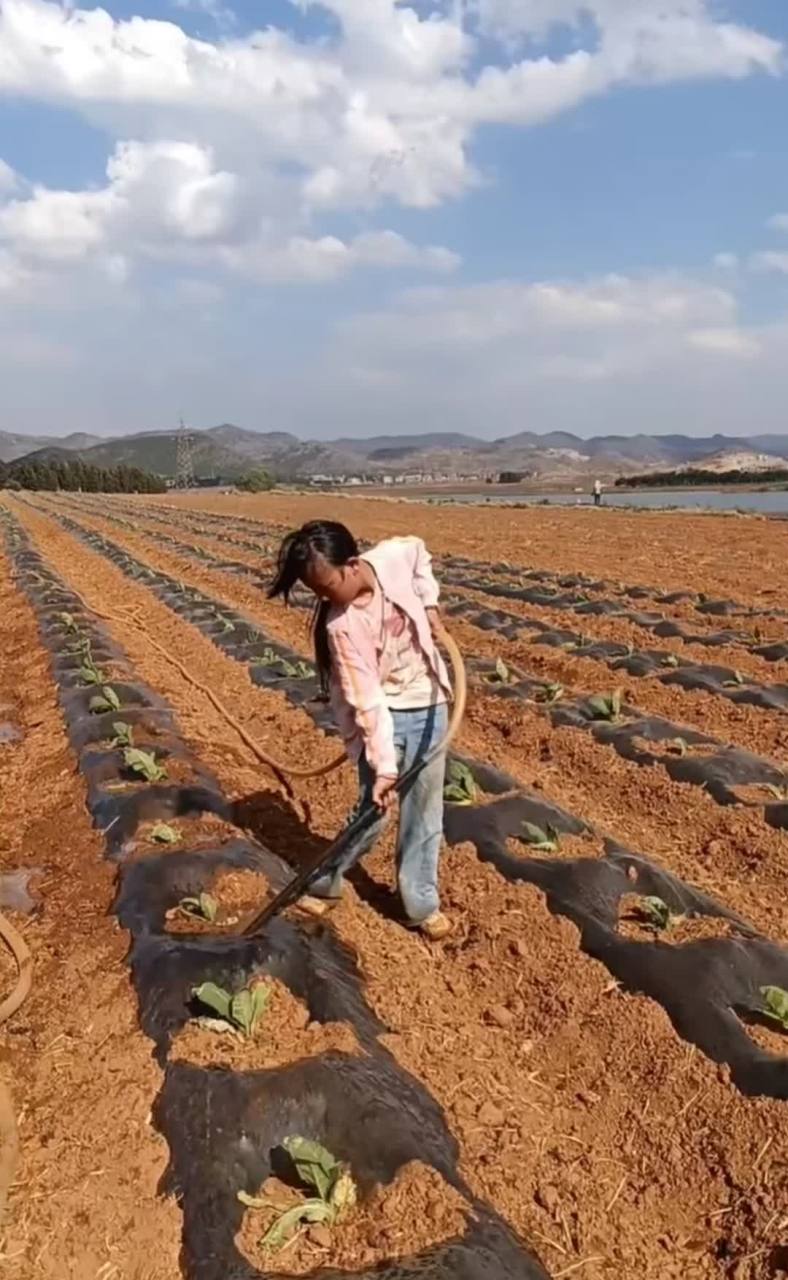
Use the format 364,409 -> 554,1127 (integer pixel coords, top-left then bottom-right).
303,554 -> 364,606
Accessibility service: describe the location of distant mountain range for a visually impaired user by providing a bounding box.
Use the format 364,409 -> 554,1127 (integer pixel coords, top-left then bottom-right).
3,425 -> 788,483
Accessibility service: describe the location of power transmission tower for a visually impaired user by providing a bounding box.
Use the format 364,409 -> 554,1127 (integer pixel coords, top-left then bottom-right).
175,417 -> 196,489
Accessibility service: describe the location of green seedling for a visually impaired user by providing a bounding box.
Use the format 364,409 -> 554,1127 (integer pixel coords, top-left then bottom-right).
256,647 -> 280,667
89,686 -> 122,714
218,617 -> 235,634
660,654 -> 680,669
633,895 -> 673,931
764,781 -> 788,802
273,657 -> 314,679
520,821 -> 559,852
443,760 -> 479,806
759,985 -> 788,1031
536,682 -> 564,705
57,611 -> 79,634
151,823 -> 180,844
296,660 -> 315,679
123,747 -> 167,783
484,657 -> 514,686
668,737 -> 688,757
722,670 -> 746,688
238,1137 -> 357,1252
67,636 -> 92,655
587,689 -> 623,722
179,892 -> 218,922
110,721 -> 134,748
79,658 -> 107,686
192,980 -> 271,1037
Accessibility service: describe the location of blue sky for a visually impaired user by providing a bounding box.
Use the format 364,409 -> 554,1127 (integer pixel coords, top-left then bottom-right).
0,0 -> 787,440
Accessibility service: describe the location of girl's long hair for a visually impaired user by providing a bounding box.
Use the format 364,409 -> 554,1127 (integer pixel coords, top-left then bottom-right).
268,520 -> 359,695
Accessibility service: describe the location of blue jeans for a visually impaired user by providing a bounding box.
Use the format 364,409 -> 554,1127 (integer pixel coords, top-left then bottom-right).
309,703 -> 448,924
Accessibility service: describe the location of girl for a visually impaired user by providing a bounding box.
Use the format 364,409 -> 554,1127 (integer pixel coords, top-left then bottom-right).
269,520 -> 452,940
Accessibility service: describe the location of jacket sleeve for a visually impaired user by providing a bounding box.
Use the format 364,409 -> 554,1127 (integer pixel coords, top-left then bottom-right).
408,536 -> 440,609
328,628 -> 398,777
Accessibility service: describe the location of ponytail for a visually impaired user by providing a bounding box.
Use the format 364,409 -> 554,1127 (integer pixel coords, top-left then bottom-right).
268,520 -> 359,695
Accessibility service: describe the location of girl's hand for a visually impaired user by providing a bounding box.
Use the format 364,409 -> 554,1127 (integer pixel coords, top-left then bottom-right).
372,774 -> 397,812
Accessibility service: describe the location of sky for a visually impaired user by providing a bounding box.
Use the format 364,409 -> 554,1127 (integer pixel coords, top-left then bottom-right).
1,0 -> 788,441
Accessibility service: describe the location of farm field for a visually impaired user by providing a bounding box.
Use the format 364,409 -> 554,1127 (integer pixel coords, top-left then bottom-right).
1,489 -> 787,1280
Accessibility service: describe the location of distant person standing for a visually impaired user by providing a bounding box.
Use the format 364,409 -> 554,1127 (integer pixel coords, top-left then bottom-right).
593,479 -> 603,507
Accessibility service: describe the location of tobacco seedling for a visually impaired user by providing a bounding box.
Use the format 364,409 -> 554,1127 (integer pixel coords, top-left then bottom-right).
723,670 -> 745,688
57,611 -> 80,634
668,737 -> 688,757
89,686 -> 122,714
218,617 -> 236,634
151,823 -> 180,844
443,760 -> 479,805
192,980 -> 271,1037
110,721 -> 134,748
764,781 -> 788,802
536,682 -> 564,705
758,985 -> 788,1031
587,689 -> 623,722
79,657 -> 107,686
238,1137 -> 357,1252
179,892 -> 218,922
484,657 -> 515,686
256,647 -> 280,667
520,821 -> 559,852
660,654 -> 680,669
123,747 -> 167,783
276,657 -> 315,680
633,895 -> 673,931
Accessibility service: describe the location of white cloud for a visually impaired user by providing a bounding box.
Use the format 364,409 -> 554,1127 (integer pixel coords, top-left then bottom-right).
687,327 -> 759,358
0,0 -> 777,280
750,250 -> 788,275
713,251 -> 738,270
0,138 -> 458,289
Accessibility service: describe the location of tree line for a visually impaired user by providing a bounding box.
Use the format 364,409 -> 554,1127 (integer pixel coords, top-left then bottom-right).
616,466 -> 788,489
0,457 -> 166,493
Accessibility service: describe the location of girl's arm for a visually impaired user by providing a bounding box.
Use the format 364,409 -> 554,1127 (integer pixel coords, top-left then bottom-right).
328,628 -> 398,782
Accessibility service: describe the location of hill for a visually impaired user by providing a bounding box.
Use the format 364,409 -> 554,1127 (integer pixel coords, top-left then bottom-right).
8,425 -> 788,484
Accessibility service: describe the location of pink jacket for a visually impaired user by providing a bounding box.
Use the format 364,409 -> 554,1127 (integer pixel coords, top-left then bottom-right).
326,536 -> 452,776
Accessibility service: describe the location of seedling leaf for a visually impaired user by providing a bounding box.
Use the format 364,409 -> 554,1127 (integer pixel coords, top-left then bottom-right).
88,686 -> 121,714
636,895 -> 672,931
587,690 -> 623,722
283,1137 -> 340,1202
110,721 -> 133,748
661,654 -> 680,668
260,1200 -> 333,1251
193,982 -> 232,1022
151,823 -> 180,844
230,983 -> 272,1037
123,747 -> 167,783
759,985 -> 788,1030
520,821 -> 559,852
180,893 -> 218,921
443,760 -> 478,805
536,682 -> 564,704
78,662 -> 106,686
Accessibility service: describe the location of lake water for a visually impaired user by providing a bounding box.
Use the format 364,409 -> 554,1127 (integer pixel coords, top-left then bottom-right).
425,488 -> 788,515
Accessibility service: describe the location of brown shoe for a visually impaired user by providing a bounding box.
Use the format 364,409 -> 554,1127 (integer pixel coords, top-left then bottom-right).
418,910 -> 452,941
